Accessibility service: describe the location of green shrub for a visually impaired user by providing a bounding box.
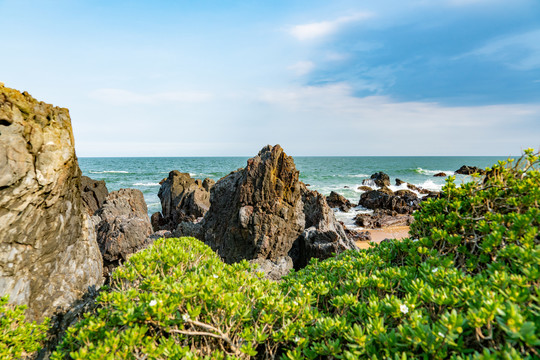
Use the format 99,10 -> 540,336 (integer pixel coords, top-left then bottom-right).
52,150 -> 540,359
0,296 -> 49,359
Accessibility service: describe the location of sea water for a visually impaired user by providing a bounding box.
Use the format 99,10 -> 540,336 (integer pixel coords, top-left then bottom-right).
78,156 -> 506,229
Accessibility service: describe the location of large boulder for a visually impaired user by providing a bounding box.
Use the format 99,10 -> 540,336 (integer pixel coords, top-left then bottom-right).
80,176 -> 109,215
0,85 -> 103,321
179,145 -> 356,271
354,210 -> 414,229
326,191 -> 352,212
358,189 -> 419,214
362,172 -> 391,188
153,171 -> 214,230
95,189 -> 153,275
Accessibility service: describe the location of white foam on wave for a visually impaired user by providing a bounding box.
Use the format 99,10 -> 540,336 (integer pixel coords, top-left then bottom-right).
89,170 -> 129,174
347,174 -> 370,178
133,182 -> 160,186
415,167 -> 455,176
418,180 -> 443,191
189,173 -> 197,177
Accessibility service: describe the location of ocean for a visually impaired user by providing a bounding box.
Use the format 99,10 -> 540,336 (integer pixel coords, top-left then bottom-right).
78,156 -> 507,229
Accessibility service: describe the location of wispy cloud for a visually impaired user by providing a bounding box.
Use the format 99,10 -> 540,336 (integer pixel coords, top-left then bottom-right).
465,29 -> 540,70
90,88 -> 213,105
287,61 -> 315,76
289,13 -> 373,41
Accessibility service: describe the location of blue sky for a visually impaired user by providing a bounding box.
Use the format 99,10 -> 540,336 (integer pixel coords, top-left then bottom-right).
1,0 -> 539,156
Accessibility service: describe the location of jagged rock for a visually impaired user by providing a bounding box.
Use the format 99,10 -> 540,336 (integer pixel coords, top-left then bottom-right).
362,172 -> 391,187
406,183 -> 430,194
178,145 -> 356,272
0,85 -> 103,322
354,210 -> 414,229
153,171 -> 213,230
358,185 -> 373,192
396,178 -> 405,186
290,189 -> 357,269
341,223 -> 371,241
455,165 -> 485,175
358,189 -> 418,214
80,176 -> 109,215
95,189 -> 153,275
433,172 -> 447,177
326,191 -> 352,212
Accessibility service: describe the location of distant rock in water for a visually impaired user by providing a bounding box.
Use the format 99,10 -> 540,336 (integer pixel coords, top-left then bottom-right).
94,189 -> 153,276
152,171 -> 214,231
81,176 -> 109,215
433,172 -> 447,177
177,145 -> 357,273
326,191 -> 352,212
358,185 -> 373,192
358,188 -> 420,214
363,172 -> 391,188
0,84 -> 103,321
455,165 -> 486,175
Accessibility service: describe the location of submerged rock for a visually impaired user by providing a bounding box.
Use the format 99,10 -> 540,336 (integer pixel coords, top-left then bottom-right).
0,85 -> 103,321
95,189 -> 153,276
153,171 -> 213,231
433,172 -> 447,177
178,145 -> 357,271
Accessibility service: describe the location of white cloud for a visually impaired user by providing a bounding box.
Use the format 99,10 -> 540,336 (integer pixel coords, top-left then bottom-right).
289,13 -> 373,41
257,83 -> 540,155
287,61 -> 315,76
90,88 -> 213,105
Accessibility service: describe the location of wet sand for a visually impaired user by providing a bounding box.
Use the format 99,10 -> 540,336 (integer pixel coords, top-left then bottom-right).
355,226 -> 410,249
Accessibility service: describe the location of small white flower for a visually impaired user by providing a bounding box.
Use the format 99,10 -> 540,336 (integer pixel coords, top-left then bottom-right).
438,332 -> 445,338
149,300 -> 157,307
213,274 -> 219,279
432,268 -> 438,273
293,301 -> 298,306
294,336 -> 301,343
400,304 -> 409,314
182,314 -> 191,321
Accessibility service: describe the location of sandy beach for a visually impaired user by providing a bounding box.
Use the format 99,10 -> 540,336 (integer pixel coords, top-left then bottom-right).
355,226 -> 410,249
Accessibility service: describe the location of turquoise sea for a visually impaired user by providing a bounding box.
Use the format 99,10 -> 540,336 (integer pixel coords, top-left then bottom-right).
78,156 -> 507,228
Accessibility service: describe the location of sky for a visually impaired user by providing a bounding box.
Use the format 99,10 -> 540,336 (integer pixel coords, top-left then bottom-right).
1,0 -> 539,156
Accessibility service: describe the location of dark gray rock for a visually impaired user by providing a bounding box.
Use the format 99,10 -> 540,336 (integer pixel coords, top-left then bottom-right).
354,210 -> 414,229
153,171 -> 213,230
455,165 -> 486,175
95,189 -> 153,276
326,191 -> 352,212
177,145 -> 357,272
363,172 -> 391,187
433,172 -> 447,177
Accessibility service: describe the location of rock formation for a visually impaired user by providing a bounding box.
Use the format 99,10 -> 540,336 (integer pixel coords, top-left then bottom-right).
354,210 -> 414,229
433,172 -> 447,177
358,188 -> 420,214
362,172 -> 391,188
94,189 -> 153,275
81,176 -> 109,215
152,171 -> 214,231
455,165 -> 486,175
177,145 -> 357,272
0,85 -> 103,321
326,191 -> 352,212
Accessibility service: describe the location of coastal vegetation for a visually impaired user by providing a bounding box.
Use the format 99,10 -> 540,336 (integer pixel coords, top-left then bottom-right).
2,150 -> 539,359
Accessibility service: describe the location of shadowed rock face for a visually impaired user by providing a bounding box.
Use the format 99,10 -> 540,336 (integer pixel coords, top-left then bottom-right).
0,84 -> 103,322
179,145 -> 357,271
95,189 -> 153,276
81,176 -> 109,215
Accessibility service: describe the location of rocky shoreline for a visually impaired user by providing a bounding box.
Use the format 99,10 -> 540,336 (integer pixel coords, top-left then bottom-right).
0,84 -> 484,342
